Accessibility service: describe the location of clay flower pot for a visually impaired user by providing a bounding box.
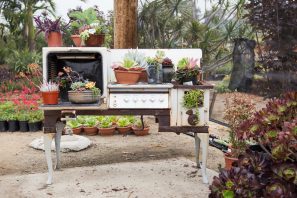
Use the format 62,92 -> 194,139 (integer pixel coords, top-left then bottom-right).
72,127 -> 82,135
138,70 -> 148,83
117,126 -> 131,135
47,32 -> 63,47
71,35 -> 82,47
224,153 -> 238,170
98,127 -> 115,136
41,91 -> 59,105
83,127 -> 98,136
132,127 -> 150,136
85,34 -> 105,47
114,70 -> 141,84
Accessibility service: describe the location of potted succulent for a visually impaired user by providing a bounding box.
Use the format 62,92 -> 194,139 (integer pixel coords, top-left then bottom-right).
24,63 -> 59,105
175,57 -> 201,85
39,81 -> 60,105
68,7 -> 108,47
98,117 -> 115,136
67,120 -> 82,135
123,50 -> 148,82
183,89 -> 204,126
57,67 -> 100,103
223,93 -> 255,169
112,58 -> 143,84
83,117 -> 98,136
34,13 -> 69,47
28,110 -> 43,132
116,117 -> 131,135
18,111 -> 30,132
132,119 -> 149,136
68,81 -> 100,104
146,51 -> 165,84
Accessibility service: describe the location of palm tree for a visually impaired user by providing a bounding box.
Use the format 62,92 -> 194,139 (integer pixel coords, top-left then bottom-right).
114,0 -> 138,48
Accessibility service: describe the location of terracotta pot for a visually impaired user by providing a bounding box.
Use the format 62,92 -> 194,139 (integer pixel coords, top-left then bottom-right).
47,32 -> 63,47
117,126 -> 131,135
98,127 -> 115,136
132,127 -> 149,136
71,35 -> 82,47
72,127 -> 82,135
224,153 -> 238,170
83,127 -> 98,136
114,70 -> 141,84
138,70 -> 148,82
85,34 -> 105,47
41,91 -> 59,105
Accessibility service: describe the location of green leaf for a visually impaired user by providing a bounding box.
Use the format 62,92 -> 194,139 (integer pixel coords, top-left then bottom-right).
222,190 -> 234,198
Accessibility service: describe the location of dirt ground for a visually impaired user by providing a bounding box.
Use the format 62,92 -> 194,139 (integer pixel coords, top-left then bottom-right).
0,118 -> 228,177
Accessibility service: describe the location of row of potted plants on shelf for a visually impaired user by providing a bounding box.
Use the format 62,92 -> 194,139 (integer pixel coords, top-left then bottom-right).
0,102 -> 43,132
112,50 -> 202,85
34,7 -> 109,47
66,116 -> 149,136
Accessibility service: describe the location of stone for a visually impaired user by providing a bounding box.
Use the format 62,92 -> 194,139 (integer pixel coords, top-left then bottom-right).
29,135 -> 91,152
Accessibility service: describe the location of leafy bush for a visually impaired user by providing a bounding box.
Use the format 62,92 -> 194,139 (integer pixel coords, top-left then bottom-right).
98,117 -> 112,128
214,75 -> 231,93
6,49 -> 41,73
214,63 -> 232,75
84,117 -> 97,127
17,111 -> 30,121
209,92 -> 297,197
28,110 -> 43,123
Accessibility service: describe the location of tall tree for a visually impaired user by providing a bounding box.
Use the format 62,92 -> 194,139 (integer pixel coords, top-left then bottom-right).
113,0 -> 138,48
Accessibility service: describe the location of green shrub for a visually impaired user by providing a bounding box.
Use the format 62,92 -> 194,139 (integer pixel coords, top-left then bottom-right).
117,117 -> 130,127
67,120 -> 82,129
214,63 -> 233,75
183,90 -> 204,109
214,75 -> 231,93
28,110 -> 44,123
6,49 -> 41,73
98,117 -> 112,128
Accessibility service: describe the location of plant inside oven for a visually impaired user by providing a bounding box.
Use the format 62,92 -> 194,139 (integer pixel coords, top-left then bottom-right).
47,52 -> 103,102
182,89 -> 204,126
56,66 -> 100,104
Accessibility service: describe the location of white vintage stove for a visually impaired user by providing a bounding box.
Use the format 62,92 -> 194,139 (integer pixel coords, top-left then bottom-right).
40,47 -> 213,185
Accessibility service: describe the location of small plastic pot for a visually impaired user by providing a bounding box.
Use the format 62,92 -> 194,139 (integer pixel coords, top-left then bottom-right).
28,121 -> 42,132
0,121 -> 8,132
8,120 -> 19,132
19,121 -> 29,132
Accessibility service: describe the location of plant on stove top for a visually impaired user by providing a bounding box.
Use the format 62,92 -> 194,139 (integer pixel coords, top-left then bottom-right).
174,57 -> 201,84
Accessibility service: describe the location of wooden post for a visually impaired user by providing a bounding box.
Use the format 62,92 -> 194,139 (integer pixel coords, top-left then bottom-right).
114,0 -> 138,48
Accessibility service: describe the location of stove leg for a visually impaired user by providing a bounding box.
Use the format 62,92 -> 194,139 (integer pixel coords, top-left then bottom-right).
55,122 -> 65,170
44,133 -> 54,185
200,133 -> 209,184
194,133 -> 201,168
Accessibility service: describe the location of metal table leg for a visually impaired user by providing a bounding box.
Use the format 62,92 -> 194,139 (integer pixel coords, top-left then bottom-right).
44,133 -> 54,185
194,133 -> 201,168
55,122 -> 65,170
199,133 -> 209,184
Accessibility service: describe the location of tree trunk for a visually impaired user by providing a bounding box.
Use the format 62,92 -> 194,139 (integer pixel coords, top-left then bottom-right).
229,38 -> 256,92
27,4 -> 35,51
114,0 -> 138,48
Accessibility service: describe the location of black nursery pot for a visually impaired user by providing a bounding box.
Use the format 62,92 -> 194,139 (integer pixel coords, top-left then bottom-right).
8,120 -> 19,132
28,121 -> 42,132
0,121 -> 8,132
19,121 -> 29,132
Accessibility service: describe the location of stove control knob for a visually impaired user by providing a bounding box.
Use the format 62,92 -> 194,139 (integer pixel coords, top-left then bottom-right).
159,98 -> 164,102
150,98 -> 155,102
124,98 -> 129,103
113,103 -> 117,107
141,98 -> 146,102
133,98 -> 138,103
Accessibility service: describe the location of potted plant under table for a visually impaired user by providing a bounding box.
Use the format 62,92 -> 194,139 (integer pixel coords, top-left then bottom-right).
67,120 -> 83,135
83,117 -> 98,136
116,117 -> 131,135
98,117 -> 115,136
132,119 -> 149,136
